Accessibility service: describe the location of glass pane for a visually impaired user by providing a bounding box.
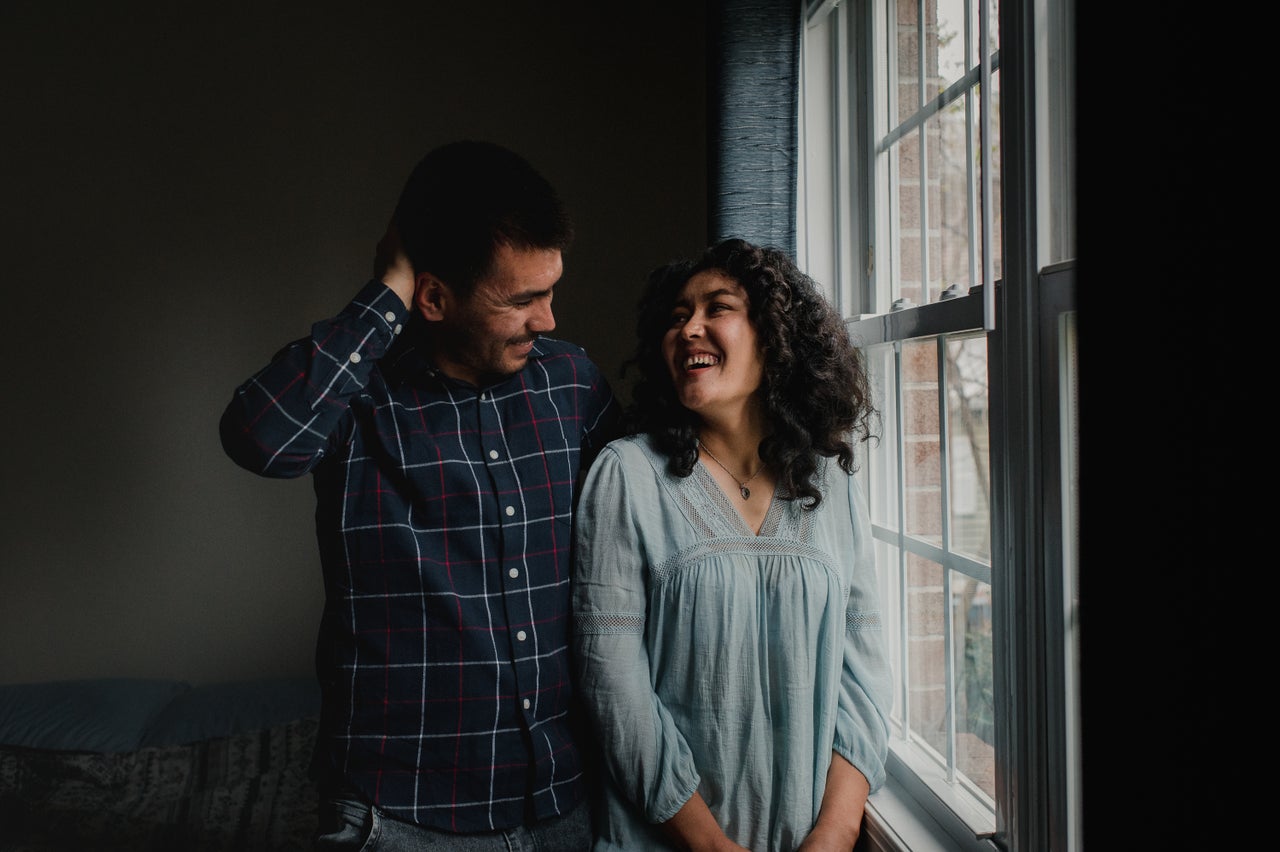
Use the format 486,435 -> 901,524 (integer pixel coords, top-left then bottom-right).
896,0 -> 921,123
901,339 -> 940,546
951,570 -> 995,800
876,536 -> 904,734
945,335 -> 990,562
891,132 -> 922,307
934,97 -> 976,297
865,342 -> 900,533
906,554 -> 945,756
935,0 -> 968,91
985,0 -> 1001,55
980,71 -> 1004,286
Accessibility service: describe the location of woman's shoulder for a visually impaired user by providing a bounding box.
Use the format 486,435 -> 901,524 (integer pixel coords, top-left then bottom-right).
589,434 -> 675,489
600,433 -> 660,463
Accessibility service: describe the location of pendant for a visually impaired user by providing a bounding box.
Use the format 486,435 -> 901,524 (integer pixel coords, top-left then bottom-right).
740,485 -> 751,500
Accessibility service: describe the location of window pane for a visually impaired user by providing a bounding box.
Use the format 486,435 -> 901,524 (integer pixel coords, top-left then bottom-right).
946,335 -> 990,563
980,72 -> 1004,285
867,342 -> 900,534
891,131 -> 920,307
952,570 -> 995,800
896,0 -> 920,122
936,0 -> 968,91
907,554 -> 945,754
876,535 -> 904,734
935,99 -> 976,295
902,339 -> 940,546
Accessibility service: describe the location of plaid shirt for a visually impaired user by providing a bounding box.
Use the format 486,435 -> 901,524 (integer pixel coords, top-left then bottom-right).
220,280 -> 620,832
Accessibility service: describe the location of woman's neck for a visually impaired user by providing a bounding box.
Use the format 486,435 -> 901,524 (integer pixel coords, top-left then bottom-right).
695,409 -> 768,471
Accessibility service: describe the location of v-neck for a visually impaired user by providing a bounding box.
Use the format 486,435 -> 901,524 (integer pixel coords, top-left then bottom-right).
692,461 -> 780,536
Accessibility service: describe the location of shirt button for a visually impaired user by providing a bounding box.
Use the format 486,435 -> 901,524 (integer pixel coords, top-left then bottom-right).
348,352 -> 361,363
384,311 -> 396,322
522,698 -> 531,710
516,630 -> 527,642
508,568 -> 519,579
394,323 -> 403,335
489,450 -> 499,460
505,506 -> 515,516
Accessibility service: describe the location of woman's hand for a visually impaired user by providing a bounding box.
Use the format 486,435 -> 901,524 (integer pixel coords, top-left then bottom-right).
796,752 -> 869,851
660,791 -> 752,852
795,820 -> 859,851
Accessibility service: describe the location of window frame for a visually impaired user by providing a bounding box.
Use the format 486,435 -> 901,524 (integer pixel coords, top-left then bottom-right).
799,1 -> 1077,850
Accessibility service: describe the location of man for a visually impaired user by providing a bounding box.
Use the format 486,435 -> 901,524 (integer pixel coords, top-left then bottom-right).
220,140 -> 620,850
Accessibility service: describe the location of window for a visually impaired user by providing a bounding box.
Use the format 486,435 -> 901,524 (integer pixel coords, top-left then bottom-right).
799,1 -> 1076,850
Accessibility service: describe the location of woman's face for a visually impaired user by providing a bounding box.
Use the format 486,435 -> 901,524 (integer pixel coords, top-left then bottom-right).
661,269 -> 765,421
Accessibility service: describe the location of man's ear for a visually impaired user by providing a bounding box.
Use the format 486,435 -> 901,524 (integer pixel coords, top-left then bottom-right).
414,272 -> 448,321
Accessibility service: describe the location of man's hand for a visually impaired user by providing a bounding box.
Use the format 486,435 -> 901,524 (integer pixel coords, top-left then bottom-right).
375,220 -> 416,310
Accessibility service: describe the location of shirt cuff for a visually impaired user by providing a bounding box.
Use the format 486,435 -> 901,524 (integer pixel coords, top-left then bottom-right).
349,278 -> 411,346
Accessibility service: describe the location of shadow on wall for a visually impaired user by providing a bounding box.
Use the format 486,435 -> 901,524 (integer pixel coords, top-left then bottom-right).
0,1 -> 708,686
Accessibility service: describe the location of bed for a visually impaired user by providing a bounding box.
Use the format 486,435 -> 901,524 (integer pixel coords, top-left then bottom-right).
0,677 -> 321,851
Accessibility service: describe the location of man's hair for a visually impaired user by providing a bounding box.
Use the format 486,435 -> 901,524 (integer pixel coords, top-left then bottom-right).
393,140 -> 573,296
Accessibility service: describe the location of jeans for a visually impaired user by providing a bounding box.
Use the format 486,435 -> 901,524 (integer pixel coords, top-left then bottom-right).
314,795 -> 593,852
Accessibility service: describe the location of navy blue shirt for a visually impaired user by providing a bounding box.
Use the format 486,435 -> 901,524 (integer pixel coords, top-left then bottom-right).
220,279 -> 620,832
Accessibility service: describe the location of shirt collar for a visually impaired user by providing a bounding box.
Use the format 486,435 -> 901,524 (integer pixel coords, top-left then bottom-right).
382,316 -> 551,391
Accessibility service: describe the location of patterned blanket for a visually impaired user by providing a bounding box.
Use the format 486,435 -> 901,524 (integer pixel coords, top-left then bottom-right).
0,717 -> 318,851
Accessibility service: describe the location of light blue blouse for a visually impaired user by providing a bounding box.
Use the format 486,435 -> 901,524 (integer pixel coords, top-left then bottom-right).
572,435 -> 892,852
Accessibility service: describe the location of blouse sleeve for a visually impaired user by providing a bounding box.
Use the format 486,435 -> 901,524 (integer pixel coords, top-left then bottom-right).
832,473 -> 894,793
572,444 -> 702,823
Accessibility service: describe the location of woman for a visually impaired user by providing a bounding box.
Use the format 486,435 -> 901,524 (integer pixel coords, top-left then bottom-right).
572,238 -> 892,851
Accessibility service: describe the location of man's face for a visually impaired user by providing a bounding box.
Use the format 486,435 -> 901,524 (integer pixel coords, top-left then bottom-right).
429,243 -> 562,386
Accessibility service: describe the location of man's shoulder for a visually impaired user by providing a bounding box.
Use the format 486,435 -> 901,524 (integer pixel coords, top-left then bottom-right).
527,337 -> 608,382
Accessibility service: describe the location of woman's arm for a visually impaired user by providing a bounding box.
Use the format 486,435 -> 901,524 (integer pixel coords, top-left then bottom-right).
660,791 -> 750,852
798,752 -> 870,851
572,445 -> 705,824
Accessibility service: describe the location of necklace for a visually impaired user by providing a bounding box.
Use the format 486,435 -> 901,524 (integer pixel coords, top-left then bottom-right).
698,440 -> 763,500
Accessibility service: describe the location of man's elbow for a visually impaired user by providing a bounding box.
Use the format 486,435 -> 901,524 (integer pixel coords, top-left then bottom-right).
218,407 -> 314,479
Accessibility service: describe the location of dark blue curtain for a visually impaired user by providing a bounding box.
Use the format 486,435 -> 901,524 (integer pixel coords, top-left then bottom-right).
707,0 -> 802,257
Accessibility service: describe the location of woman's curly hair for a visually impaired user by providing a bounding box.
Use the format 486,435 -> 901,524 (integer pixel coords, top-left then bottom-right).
621,238 -> 878,509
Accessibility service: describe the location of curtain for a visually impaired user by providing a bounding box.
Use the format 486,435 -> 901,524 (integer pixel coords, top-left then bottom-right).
706,0 -> 802,258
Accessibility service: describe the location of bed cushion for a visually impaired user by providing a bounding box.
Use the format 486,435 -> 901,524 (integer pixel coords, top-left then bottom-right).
139,677 -> 320,748
0,716 -> 319,851
0,679 -> 191,753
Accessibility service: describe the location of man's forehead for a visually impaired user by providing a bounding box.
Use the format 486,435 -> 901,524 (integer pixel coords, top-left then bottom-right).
484,244 -> 563,289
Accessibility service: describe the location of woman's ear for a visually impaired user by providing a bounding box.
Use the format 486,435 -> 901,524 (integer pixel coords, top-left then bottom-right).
414,272 -> 448,321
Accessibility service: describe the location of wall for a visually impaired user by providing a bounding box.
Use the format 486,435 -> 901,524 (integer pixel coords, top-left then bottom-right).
0,2 -> 708,686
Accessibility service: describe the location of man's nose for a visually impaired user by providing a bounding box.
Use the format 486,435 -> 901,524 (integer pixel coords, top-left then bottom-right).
531,299 -> 556,334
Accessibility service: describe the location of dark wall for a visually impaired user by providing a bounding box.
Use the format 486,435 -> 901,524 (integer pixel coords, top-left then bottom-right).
0,2 -> 708,685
